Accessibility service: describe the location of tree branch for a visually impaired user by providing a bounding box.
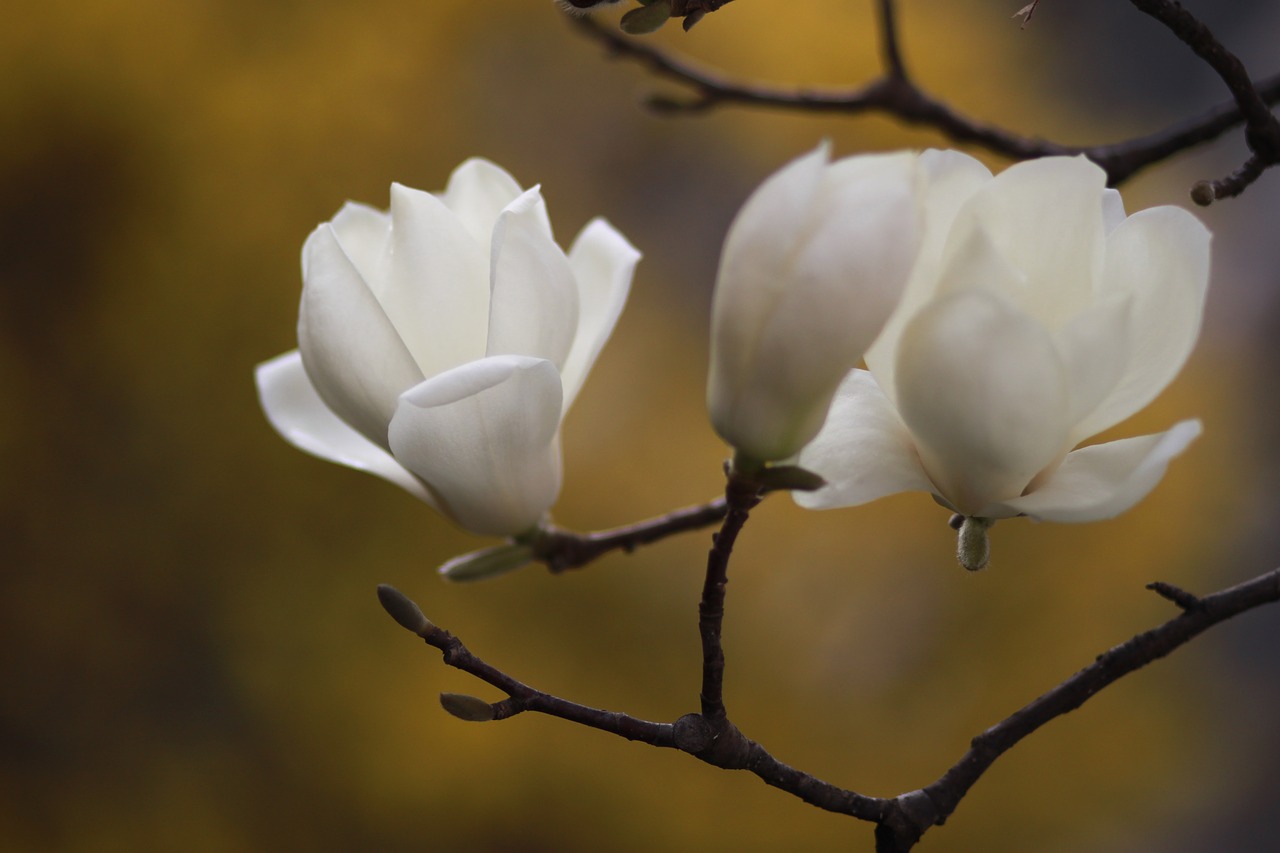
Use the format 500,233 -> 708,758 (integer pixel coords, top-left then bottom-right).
530,497 -> 728,573
875,566 -> 1280,851
378,565 -> 1280,852
1125,0 -> 1280,201
565,9 -> 1280,198
696,465 -> 761,722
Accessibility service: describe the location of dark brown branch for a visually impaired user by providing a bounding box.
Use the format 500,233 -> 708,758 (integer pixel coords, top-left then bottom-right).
1125,0 -> 1280,201
379,560 -> 1280,852
566,13 -> 1280,195
378,583 -> 887,822
696,466 -> 762,722
876,0 -> 907,81
531,497 -> 728,573
870,567 -> 1280,852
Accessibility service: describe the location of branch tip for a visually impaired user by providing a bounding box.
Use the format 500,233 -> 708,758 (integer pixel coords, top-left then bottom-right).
376,584 -> 433,635
1146,580 -> 1203,611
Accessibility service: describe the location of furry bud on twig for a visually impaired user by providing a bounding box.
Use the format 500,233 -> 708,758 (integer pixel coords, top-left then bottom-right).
376,584 -> 434,634
440,693 -> 498,722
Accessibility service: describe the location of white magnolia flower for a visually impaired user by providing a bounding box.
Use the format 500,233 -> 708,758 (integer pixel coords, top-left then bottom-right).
256,158 -> 639,537
707,143 -> 925,462
796,153 -> 1209,537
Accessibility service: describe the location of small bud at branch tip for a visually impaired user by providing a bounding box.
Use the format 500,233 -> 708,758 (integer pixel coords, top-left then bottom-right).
1190,181 -> 1216,207
440,693 -> 498,722
376,584 -> 434,634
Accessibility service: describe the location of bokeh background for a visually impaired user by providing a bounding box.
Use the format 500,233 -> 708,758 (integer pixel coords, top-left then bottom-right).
3,1 -> 1279,850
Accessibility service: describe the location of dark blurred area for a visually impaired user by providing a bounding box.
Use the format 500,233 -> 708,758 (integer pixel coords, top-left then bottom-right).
2,1 -> 1278,850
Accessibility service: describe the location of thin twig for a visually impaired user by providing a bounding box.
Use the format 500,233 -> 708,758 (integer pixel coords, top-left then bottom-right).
532,497 -> 728,572
876,0 -> 908,81
874,567 -> 1280,851
1125,0 -> 1280,201
566,13 -> 1280,195
380,565 -> 1280,851
696,468 -> 761,722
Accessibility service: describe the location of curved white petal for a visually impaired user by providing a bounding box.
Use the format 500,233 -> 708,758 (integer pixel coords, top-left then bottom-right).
255,351 -> 436,505
382,183 -> 491,377
795,370 -> 934,509
327,202 -> 390,285
1101,188 -> 1126,234
440,158 -> 529,250
945,155 -> 1108,328
719,143 -> 831,280
298,223 -> 424,448
388,355 -> 564,536
1072,206 -> 1211,438
708,149 -> 922,460
865,148 -> 992,402
995,419 -> 1202,522
486,188 -> 579,371
560,217 -> 640,412
895,290 -> 1070,515
1056,293 -> 1132,442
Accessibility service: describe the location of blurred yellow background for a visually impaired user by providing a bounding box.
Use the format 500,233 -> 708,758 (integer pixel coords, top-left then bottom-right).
3,1 -> 1279,851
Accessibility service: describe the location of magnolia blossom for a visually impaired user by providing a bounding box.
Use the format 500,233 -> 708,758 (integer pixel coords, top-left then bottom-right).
796,153 -> 1209,535
707,143 -> 924,462
256,158 -> 639,537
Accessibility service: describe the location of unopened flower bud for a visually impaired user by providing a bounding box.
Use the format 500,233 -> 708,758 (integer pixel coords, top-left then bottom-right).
440,693 -> 497,722
376,584 -> 434,634
956,517 -> 993,572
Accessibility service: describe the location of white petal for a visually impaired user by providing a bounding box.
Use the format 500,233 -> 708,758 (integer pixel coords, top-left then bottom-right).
1055,293 -> 1132,442
383,184 -> 491,377
895,289 -> 1070,515
298,223 -> 424,448
388,355 -> 564,536
255,351 -> 436,505
865,149 -> 992,402
718,143 -> 831,280
486,188 -> 579,371
439,158 -> 532,251
1101,188 -> 1126,234
708,149 -> 922,460
995,419 -> 1202,522
944,155 -> 1108,329
327,202 -> 390,285
559,218 -> 640,412
1071,206 -> 1211,438
795,370 -> 934,509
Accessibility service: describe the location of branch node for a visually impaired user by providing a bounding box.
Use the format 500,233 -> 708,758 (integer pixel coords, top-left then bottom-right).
875,790 -> 940,852
672,712 -> 715,753
1146,580 -> 1203,612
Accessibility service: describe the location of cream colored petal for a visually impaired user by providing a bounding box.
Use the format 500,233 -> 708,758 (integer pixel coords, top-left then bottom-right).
865,148 -> 992,402
298,223 -> 424,449
327,202 -> 390,285
995,420 -> 1201,522
943,155 -> 1108,329
383,183 -> 491,377
1056,293 -> 1132,443
708,149 -> 922,460
1101,188 -> 1126,234
795,370 -> 934,509
388,355 -> 564,536
440,157 -> 531,251
559,218 -> 640,413
486,188 -> 579,372
895,290 -> 1070,515
255,351 -> 435,505
1072,206 -> 1211,438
